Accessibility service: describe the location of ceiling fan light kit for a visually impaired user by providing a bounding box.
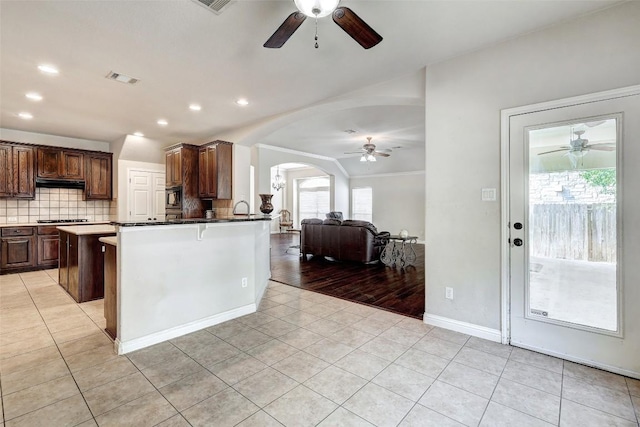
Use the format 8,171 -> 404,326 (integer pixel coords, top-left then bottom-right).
294,0 -> 339,18
264,0 -> 382,49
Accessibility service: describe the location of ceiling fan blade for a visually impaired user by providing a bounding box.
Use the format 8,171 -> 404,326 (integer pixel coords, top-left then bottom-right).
588,145 -> 616,151
538,148 -> 570,155
264,12 -> 306,48
332,7 -> 383,49
372,152 -> 390,157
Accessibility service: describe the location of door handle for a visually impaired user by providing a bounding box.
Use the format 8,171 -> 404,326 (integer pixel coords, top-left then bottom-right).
513,238 -> 523,246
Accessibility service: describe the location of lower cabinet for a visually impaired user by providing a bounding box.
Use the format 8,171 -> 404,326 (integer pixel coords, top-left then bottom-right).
59,230 -> 115,303
1,227 -> 36,271
37,226 -> 60,268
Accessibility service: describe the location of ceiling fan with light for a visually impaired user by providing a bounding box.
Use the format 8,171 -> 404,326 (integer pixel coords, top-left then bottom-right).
344,137 -> 391,162
264,0 -> 383,49
538,129 -> 616,167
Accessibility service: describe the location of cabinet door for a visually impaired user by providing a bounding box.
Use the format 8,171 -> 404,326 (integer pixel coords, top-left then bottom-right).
60,151 -> 84,179
1,236 -> 35,269
0,144 -> 13,197
165,151 -> 174,186
37,235 -> 59,267
198,146 -> 217,198
216,143 -> 232,200
198,148 -> 208,198
172,149 -> 182,186
37,148 -> 61,178
13,146 -> 35,198
85,154 -> 112,200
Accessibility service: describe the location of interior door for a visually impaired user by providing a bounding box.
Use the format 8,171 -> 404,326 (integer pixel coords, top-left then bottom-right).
509,92 -> 640,376
128,170 -> 166,221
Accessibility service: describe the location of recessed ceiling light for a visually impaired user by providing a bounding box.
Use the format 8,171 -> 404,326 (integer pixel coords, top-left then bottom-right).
236,98 -> 249,106
25,92 -> 43,101
38,64 -> 59,75
157,119 -> 168,126
189,104 -> 202,111
19,112 -> 33,120
133,132 -> 144,137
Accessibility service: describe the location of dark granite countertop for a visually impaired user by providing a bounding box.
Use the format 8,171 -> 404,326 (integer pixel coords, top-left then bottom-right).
111,215 -> 273,227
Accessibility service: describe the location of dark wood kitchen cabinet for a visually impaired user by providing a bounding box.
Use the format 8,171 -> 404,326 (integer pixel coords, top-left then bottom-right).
198,141 -> 232,199
37,226 -> 60,268
0,143 -> 35,199
84,153 -> 112,200
1,227 -> 36,270
58,228 -> 115,303
164,143 -> 203,218
37,147 -> 84,180
165,147 -> 183,187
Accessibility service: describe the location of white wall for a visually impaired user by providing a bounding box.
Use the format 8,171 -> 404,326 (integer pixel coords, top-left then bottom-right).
0,128 -> 110,152
233,144 -> 251,208
351,171 -> 425,240
424,2 -> 640,330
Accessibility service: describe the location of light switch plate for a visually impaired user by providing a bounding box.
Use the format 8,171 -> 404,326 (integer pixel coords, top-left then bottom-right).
481,188 -> 497,201
7,216 -> 17,223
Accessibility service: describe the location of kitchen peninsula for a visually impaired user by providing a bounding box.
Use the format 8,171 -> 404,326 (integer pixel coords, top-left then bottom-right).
109,215 -> 272,354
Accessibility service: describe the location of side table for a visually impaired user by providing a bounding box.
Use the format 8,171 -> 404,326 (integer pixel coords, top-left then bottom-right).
380,235 -> 418,268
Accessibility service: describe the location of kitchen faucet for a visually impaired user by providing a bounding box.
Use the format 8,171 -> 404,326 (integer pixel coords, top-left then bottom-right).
233,200 -> 250,215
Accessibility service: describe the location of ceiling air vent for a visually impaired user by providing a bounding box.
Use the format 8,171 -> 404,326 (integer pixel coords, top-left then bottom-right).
105,71 -> 139,85
192,0 -> 235,15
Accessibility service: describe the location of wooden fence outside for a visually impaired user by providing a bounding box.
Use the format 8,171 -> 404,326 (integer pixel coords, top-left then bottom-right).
530,203 -> 616,262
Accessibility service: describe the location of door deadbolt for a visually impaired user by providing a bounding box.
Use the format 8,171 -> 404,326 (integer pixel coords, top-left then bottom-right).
513,238 -> 523,246
513,222 -> 523,230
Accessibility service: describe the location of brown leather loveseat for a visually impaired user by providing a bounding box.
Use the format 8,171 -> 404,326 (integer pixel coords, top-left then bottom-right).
300,218 -> 390,263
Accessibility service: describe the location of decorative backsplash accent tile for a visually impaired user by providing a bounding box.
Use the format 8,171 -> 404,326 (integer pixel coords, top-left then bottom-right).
0,188 -> 116,224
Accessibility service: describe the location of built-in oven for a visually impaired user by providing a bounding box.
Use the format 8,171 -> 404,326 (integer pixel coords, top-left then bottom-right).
166,188 -> 182,210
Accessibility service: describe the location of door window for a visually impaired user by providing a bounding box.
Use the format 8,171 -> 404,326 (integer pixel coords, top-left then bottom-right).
527,117 -> 618,331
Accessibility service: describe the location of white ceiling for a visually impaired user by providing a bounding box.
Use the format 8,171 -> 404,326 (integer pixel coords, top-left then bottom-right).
0,0 -> 620,175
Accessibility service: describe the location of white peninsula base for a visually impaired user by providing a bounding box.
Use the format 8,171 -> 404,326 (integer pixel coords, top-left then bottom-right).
113,219 -> 271,354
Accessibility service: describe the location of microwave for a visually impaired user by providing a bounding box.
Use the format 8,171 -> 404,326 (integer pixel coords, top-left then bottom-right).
166,188 -> 182,209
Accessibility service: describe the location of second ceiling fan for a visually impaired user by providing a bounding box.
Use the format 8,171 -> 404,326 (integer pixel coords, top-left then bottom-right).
264,0 -> 383,49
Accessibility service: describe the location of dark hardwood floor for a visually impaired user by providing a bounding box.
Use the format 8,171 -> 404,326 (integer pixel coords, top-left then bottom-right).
270,233 -> 425,319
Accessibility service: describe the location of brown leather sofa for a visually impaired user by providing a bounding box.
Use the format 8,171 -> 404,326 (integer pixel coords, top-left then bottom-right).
300,218 -> 390,263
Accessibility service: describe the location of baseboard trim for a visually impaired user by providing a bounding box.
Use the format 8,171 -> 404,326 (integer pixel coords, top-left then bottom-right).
423,313 -> 502,343
511,340 -> 640,380
116,304 -> 256,355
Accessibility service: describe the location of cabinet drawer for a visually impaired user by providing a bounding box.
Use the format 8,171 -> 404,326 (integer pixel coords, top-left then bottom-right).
2,227 -> 34,237
37,226 -> 59,235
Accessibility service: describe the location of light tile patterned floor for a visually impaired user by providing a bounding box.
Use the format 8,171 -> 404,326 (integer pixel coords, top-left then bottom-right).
1,270 -> 639,426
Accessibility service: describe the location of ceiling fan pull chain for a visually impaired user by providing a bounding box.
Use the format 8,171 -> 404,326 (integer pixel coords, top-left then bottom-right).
315,17 -> 319,48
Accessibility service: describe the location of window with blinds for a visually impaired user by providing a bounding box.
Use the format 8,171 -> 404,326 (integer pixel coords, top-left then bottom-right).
352,187 -> 373,222
298,177 -> 330,223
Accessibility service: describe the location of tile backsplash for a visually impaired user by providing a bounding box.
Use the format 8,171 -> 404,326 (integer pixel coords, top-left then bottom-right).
0,188 -> 117,224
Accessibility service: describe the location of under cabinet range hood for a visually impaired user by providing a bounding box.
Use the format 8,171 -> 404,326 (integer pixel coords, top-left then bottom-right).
35,178 -> 85,189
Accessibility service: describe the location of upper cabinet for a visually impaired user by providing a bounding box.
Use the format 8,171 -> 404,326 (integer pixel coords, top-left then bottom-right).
37,147 -> 84,180
1,141 -> 112,200
165,148 -> 183,187
0,143 -> 35,199
198,141 -> 232,200
84,152 -> 112,200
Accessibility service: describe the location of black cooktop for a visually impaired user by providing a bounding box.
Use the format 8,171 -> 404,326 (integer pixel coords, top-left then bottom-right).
36,219 -> 89,224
